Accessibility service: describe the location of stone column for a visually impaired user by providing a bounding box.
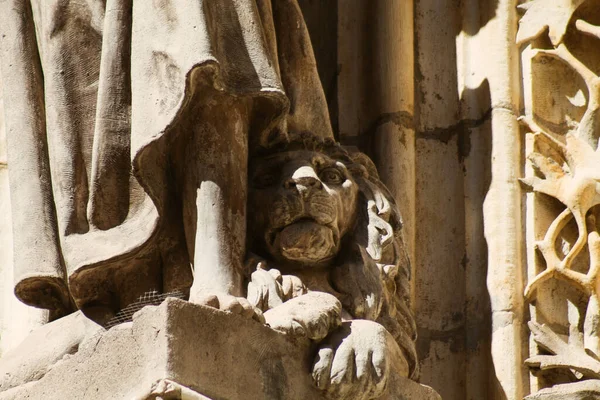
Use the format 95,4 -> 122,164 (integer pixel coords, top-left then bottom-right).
413,1 -> 467,398
476,1 -> 528,398
337,0 -> 416,302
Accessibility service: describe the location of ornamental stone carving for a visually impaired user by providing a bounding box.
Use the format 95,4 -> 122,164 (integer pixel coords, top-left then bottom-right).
0,1 -> 435,399
519,0 -> 600,397
245,135 -> 419,396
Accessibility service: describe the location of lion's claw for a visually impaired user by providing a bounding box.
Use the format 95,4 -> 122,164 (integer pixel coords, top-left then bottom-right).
312,320 -> 409,400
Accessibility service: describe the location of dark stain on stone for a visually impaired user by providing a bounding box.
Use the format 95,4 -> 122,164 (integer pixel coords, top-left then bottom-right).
458,127 -> 471,164
461,253 -> 468,270
341,110 -> 414,152
451,311 -> 464,325
417,106 -> 492,145
399,130 -> 407,147
260,356 -> 287,399
367,110 -> 415,133
417,324 -> 466,361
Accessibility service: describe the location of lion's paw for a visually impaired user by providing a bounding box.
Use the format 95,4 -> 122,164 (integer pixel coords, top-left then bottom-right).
263,292 -> 341,340
312,320 -> 409,400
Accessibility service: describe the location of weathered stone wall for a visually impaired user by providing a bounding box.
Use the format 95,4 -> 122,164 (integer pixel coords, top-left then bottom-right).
303,2 -> 495,398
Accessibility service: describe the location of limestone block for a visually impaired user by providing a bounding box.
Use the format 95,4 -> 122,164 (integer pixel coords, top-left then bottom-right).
0,299 -> 439,400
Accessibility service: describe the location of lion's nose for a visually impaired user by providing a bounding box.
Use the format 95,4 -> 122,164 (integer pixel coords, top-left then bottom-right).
284,167 -> 323,190
284,176 -> 322,190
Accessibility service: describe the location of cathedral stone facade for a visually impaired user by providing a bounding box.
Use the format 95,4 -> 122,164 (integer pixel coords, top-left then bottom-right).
1,1 -> 599,399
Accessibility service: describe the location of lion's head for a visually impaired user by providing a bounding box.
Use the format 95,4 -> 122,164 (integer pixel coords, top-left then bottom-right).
248,137 -> 360,267
247,133 -> 419,379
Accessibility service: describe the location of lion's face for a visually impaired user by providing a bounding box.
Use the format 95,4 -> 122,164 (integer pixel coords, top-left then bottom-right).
248,150 -> 359,267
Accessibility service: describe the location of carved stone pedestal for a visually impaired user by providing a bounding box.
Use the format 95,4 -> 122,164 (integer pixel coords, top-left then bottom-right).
0,298 -> 439,400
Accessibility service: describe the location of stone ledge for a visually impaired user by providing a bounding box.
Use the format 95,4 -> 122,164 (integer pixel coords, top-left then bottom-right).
0,298 -> 439,400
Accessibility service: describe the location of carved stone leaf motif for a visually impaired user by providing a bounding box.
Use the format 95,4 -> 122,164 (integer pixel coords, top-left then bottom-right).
525,322 -> 600,379
525,380 -> 600,400
517,0 -> 585,46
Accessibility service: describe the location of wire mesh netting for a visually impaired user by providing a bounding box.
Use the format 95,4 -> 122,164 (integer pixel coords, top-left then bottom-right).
104,290 -> 186,329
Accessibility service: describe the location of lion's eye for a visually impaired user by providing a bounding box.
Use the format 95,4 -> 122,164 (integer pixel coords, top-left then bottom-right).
319,168 -> 344,185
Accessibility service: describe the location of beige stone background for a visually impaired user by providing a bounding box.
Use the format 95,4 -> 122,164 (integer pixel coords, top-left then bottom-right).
0,1 -> 528,399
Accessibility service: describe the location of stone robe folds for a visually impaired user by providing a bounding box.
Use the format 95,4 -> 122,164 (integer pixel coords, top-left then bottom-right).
0,0 -> 332,317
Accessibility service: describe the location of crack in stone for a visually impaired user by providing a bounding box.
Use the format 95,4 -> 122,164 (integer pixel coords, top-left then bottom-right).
341,110 -> 414,150
418,107 -> 494,144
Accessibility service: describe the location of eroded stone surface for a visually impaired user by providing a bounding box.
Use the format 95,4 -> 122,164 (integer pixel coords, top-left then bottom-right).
0,2 -> 431,398
525,380 -> 600,400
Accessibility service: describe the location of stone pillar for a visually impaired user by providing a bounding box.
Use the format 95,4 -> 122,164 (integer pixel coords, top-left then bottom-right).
337,0 -> 416,303
337,2 -> 501,398
482,1 -> 529,398
413,1 -> 467,398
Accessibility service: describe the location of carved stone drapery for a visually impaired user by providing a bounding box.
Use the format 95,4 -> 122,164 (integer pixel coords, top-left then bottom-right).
0,0 -> 332,317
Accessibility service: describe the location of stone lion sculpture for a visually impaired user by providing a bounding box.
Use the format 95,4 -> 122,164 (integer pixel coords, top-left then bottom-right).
0,132 -> 419,399
244,134 -> 419,399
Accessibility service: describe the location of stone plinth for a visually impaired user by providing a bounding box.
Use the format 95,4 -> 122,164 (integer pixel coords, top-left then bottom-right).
0,298 -> 439,400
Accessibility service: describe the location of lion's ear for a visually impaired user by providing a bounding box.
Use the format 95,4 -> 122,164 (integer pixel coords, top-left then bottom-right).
345,149 -> 375,178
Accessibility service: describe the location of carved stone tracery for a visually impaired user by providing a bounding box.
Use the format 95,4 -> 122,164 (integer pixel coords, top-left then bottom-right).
519,0 -> 600,396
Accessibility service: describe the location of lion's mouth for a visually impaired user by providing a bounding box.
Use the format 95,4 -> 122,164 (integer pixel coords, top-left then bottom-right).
268,216 -> 323,246
266,216 -> 340,263
290,216 -> 319,225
